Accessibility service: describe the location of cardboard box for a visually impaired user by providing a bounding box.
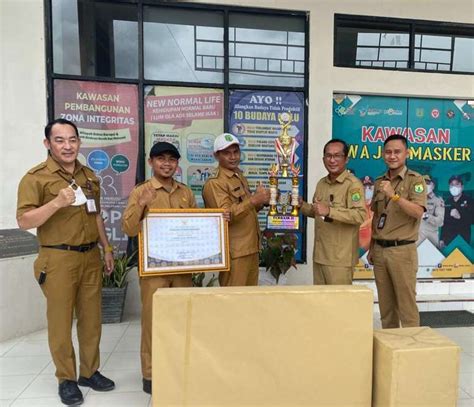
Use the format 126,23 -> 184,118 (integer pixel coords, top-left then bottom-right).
373,327 -> 460,407
152,285 -> 373,406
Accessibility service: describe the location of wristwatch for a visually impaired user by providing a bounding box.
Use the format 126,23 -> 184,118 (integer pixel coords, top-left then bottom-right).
104,245 -> 114,253
391,193 -> 400,202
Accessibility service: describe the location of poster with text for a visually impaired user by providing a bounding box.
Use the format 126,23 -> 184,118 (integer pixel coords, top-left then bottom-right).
229,90 -> 306,262
144,86 -> 224,206
54,80 -> 139,252
333,94 -> 474,278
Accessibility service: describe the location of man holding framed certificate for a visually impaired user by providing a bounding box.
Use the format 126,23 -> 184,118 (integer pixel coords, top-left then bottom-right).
122,142 -> 197,395
203,133 -> 270,286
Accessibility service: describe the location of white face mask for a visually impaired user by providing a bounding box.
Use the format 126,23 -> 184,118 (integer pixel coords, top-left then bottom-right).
69,184 -> 87,206
449,186 -> 462,197
364,187 -> 374,201
427,184 -> 434,194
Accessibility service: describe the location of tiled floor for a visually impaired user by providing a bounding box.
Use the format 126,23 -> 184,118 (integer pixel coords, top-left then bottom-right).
0,318 -> 473,406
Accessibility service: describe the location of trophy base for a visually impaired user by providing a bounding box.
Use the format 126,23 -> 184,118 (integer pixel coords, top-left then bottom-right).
267,215 -> 299,230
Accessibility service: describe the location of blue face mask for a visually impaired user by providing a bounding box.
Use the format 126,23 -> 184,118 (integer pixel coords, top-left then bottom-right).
449,186 -> 461,197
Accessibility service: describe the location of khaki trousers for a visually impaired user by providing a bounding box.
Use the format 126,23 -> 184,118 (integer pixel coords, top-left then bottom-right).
219,253 -> 259,287
372,243 -> 420,329
34,247 -> 102,382
139,274 -> 192,380
313,263 -> 353,285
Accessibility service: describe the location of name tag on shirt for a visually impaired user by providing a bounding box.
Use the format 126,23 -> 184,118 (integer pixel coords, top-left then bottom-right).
377,213 -> 387,229
86,198 -> 97,214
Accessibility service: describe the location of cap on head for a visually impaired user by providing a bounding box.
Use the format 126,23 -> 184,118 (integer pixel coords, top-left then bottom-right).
149,142 -> 180,159
214,133 -> 240,153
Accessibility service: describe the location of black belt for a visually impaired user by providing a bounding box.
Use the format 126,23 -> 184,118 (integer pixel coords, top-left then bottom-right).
41,242 -> 97,253
375,239 -> 415,248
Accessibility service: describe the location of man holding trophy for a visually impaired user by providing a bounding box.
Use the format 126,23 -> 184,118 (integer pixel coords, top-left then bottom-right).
300,138 -> 366,285
203,133 -> 271,287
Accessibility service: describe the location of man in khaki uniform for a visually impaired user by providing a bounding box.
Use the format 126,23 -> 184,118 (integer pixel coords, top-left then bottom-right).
418,177 -> 444,247
202,133 -> 270,286
17,118 -> 115,406
122,142 -> 197,395
368,134 -> 427,329
301,139 -> 366,285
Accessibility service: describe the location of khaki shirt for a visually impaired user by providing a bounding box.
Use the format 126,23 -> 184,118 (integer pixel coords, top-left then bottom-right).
16,156 -> 101,245
202,166 -> 260,259
122,177 -> 197,237
301,170 -> 366,267
371,167 -> 427,241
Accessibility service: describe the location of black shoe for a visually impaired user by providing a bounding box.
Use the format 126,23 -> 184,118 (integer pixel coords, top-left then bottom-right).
58,380 -> 83,406
78,371 -> 115,392
143,378 -> 152,395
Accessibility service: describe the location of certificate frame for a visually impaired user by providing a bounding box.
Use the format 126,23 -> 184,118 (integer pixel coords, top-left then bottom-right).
138,209 -> 230,277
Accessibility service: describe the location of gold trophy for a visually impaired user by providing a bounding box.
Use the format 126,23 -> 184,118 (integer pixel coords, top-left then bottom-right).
267,112 -> 300,230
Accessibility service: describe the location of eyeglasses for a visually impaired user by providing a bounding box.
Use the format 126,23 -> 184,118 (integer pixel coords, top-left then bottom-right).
323,153 -> 346,161
155,156 -> 178,164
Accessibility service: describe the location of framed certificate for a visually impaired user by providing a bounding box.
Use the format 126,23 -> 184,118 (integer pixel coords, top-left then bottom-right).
138,209 -> 230,277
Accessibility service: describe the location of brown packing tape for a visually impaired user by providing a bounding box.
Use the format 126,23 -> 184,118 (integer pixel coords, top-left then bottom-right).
153,285 -> 374,407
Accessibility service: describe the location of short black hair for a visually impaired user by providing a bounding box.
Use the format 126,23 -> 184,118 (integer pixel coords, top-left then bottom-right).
449,175 -> 463,185
44,118 -> 80,140
384,134 -> 408,148
323,139 -> 349,156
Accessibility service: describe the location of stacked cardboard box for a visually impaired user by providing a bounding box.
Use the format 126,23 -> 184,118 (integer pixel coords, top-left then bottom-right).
373,327 -> 461,407
152,285 -> 373,406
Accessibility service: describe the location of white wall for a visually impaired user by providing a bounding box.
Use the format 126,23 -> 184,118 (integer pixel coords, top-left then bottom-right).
0,256 -> 47,341
1,0 -> 48,230
0,0 -> 472,334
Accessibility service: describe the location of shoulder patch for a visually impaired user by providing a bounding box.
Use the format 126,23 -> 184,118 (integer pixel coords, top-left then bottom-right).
375,175 -> 384,180
27,162 -> 47,174
350,188 -> 362,202
414,183 -> 424,193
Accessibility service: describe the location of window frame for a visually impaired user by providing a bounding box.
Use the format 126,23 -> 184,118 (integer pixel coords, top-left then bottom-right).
334,13 -> 474,75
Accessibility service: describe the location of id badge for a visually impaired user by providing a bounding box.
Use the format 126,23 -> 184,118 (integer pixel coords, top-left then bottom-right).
86,198 -> 98,214
377,213 -> 387,229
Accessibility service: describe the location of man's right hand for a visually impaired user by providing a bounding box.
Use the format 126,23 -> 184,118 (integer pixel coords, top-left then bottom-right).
138,184 -> 157,207
251,184 -> 271,207
54,187 -> 76,208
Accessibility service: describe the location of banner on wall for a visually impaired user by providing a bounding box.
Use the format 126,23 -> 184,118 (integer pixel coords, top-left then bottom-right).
54,80 -> 139,252
229,90 -> 306,261
144,86 -> 224,206
333,94 -> 474,278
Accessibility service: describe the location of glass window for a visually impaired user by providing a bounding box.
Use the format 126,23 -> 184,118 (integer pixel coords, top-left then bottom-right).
415,32 -> 474,73
335,15 -> 474,74
229,13 -> 306,87
453,37 -> 474,72
335,23 -> 410,68
52,0 -> 138,78
144,7 -> 224,83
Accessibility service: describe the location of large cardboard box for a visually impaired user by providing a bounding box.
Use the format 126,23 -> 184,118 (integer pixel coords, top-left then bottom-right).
152,285 -> 373,406
373,327 -> 460,407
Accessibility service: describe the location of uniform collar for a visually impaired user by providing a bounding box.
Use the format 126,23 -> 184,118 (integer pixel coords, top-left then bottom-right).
219,165 -> 243,179
46,155 -> 83,175
150,176 -> 179,193
383,166 -> 408,181
325,169 -> 350,184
